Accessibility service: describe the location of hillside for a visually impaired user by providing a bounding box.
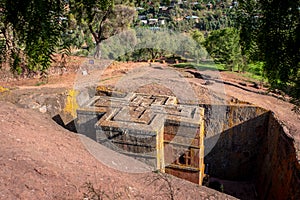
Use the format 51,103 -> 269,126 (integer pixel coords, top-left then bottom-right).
0,100 -> 235,199
0,61 -> 299,199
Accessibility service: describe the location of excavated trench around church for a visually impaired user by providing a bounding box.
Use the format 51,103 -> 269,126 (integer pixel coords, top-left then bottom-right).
54,103 -> 300,200
202,105 -> 299,200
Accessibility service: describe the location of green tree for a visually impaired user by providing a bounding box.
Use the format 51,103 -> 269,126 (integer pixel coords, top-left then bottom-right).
259,0 -> 299,95
191,29 -> 205,44
60,13 -> 87,54
0,0 -> 135,75
204,27 -> 242,71
191,30 -> 207,62
234,0 -> 261,62
236,0 -> 300,98
100,28 -> 137,60
1,0 -> 66,75
69,0 -> 136,58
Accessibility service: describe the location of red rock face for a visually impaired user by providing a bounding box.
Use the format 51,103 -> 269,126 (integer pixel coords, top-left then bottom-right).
165,167 -> 201,184
256,114 -> 300,200
204,106 -> 300,199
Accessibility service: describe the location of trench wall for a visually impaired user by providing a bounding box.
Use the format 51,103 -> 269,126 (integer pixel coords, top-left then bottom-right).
76,111 -> 104,140
76,102 -> 300,199
204,112 -> 269,180
256,114 -> 300,200
203,105 -> 269,180
202,105 -> 300,200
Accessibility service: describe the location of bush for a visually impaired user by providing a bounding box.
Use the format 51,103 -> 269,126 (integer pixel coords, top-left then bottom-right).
247,62 -> 264,76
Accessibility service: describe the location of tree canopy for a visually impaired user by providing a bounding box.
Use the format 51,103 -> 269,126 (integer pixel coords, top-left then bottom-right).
205,27 -> 242,71
1,0 -> 66,74
69,0 -> 136,58
0,0 -> 136,74
0,0 -> 299,100
236,0 -> 300,97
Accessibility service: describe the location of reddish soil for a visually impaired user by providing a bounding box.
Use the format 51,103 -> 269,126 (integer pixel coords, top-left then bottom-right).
219,71 -> 300,142
0,59 -> 299,199
0,101 -> 236,200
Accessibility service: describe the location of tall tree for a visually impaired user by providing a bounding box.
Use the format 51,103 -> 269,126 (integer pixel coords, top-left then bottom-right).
69,0 -> 136,58
1,0 -> 135,74
234,0 -> 261,62
236,0 -> 300,98
205,27 -> 242,71
0,0 -> 66,75
191,30 -> 207,62
259,0 -> 299,95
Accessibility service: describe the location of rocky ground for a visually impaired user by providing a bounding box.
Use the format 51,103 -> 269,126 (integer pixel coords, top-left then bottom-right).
0,101 -> 237,200
0,58 -> 299,199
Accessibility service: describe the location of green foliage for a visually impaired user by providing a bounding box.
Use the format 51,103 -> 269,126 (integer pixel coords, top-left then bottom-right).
234,0 -> 262,62
100,28 -> 137,59
1,0 -> 66,74
60,15 -> 85,51
240,62 -> 266,82
259,1 -> 299,88
173,62 -> 224,71
191,30 -> 207,62
0,0 -> 136,73
102,28 -> 168,61
236,0 -> 300,98
191,30 -> 205,44
168,18 -> 195,32
204,27 -> 242,71
69,0 -> 136,58
247,62 -> 264,77
100,27 -> 207,62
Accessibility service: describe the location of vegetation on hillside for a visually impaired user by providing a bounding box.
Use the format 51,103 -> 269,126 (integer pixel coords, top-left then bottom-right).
236,0 -> 300,99
204,27 -> 242,71
0,0 -> 299,100
0,0 -> 67,75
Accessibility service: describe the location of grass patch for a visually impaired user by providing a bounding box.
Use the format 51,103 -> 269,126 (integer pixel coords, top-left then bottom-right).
242,62 -> 266,82
240,72 -> 265,82
172,61 -> 267,84
35,81 -> 47,86
172,62 -> 225,71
